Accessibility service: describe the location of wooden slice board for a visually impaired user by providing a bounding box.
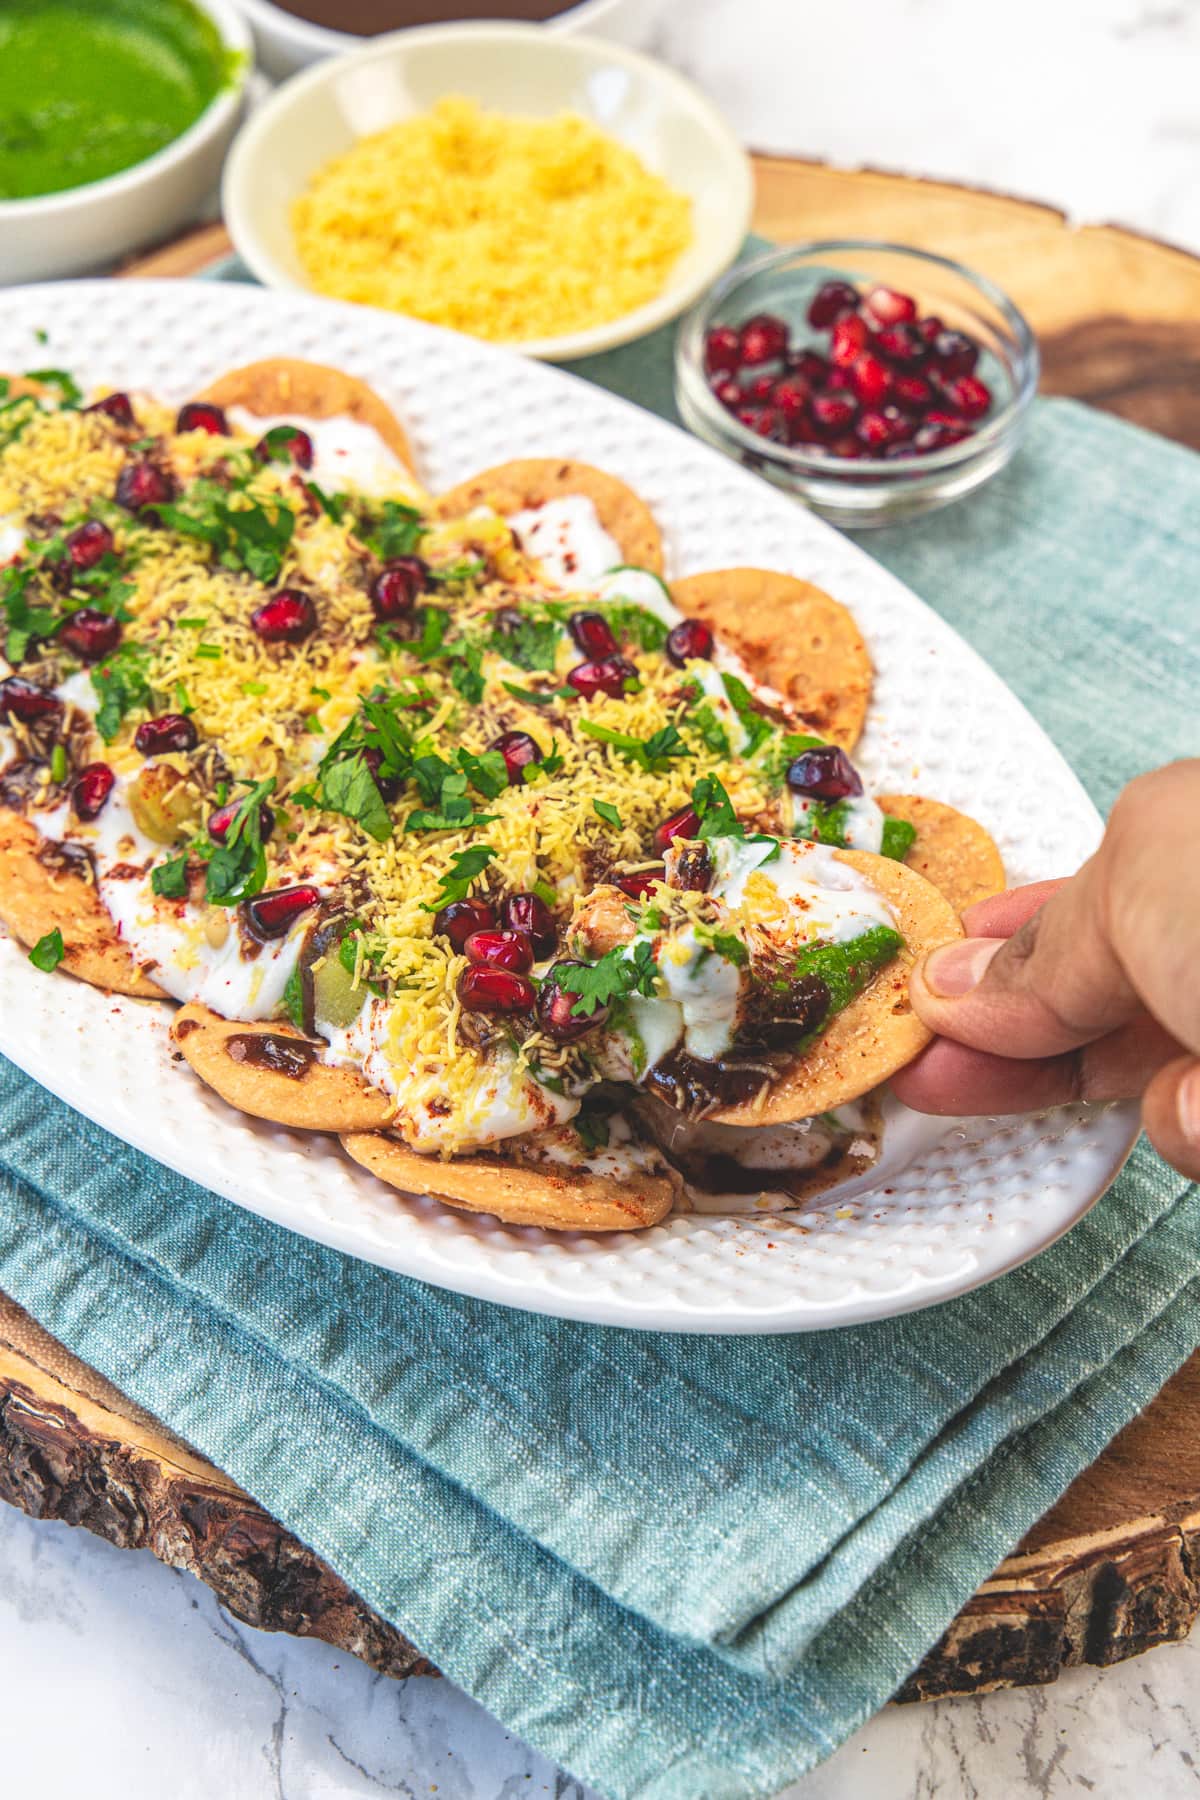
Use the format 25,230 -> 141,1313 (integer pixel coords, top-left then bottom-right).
3,153 -> 1199,1700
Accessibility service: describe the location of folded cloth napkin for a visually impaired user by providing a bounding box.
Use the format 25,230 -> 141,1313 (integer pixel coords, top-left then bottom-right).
1,280 -> 1198,1799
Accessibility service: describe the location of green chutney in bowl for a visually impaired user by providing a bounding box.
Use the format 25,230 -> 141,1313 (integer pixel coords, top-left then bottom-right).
0,0 -> 240,199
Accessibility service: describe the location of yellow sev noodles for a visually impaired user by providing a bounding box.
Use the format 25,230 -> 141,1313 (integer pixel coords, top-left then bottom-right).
290,96 -> 693,342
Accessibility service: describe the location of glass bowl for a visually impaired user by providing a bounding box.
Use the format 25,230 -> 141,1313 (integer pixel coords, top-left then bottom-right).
674,239 -> 1039,529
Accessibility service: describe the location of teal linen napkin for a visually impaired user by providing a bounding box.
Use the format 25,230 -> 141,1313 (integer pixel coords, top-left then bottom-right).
1,271 -> 1198,1799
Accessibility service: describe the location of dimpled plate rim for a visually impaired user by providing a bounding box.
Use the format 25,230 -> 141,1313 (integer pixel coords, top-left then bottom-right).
0,282 -> 1140,1334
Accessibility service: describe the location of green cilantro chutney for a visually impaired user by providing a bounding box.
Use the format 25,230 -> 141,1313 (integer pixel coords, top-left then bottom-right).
0,0 -> 237,201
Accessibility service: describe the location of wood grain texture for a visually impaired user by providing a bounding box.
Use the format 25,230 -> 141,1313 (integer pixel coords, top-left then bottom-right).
6,153 -> 1198,1700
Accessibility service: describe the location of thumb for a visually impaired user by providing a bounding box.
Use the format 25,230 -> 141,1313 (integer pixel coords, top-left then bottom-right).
907,851 -> 1143,1060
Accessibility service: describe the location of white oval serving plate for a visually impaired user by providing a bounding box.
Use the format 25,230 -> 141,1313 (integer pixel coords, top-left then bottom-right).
0,281 -> 1138,1333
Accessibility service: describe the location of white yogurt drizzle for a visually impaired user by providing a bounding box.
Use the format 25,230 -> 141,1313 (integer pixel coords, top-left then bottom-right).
226,408 -> 421,502
505,495 -> 623,589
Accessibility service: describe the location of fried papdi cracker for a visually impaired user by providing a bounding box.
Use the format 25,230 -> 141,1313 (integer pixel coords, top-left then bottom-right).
0,809 -> 164,998
340,1129 -> 678,1233
709,851 -> 963,1127
669,568 -> 872,750
879,795 -> 1006,913
170,1003 -> 395,1131
197,358 -> 420,481
433,458 -> 663,573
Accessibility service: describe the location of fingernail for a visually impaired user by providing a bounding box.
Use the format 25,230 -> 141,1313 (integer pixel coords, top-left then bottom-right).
922,938 -> 1003,999
1178,1065 -> 1200,1147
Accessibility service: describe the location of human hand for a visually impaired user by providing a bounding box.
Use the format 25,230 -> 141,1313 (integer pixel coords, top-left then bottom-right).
891,762 -> 1200,1180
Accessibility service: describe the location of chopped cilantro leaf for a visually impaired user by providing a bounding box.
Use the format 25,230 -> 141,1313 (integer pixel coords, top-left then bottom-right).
305,482 -> 347,523
423,846 -> 497,911
719,672 -> 774,754
25,367 -> 82,408
203,778 -> 276,904
576,1110 -> 610,1154
92,642 -> 153,742
559,937 -> 659,1017
489,610 -> 561,674
28,928 -> 64,972
501,681 -> 572,707
692,702 -> 731,757
691,774 -> 743,839
151,856 -> 189,899
577,720 -> 688,773
158,479 -> 295,585
319,752 -> 393,842
362,499 -> 423,561
593,799 -> 623,829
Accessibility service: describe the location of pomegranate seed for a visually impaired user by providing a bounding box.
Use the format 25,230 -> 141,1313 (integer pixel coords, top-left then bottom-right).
790,349 -> 829,385
457,964 -> 535,1016
787,744 -> 862,799
434,897 -> 496,950
370,556 -> 428,619
748,406 -> 785,440
251,588 -> 316,644
892,372 -> 934,413
537,962 -> 605,1040
704,325 -> 741,376
863,285 -> 917,326
115,460 -> 174,514
849,353 -> 891,406
787,412 -> 821,447
569,610 -> 618,660
936,373 -> 992,420
665,618 -> 714,666
874,322 -> 926,365
745,372 -> 776,404
501,892 -> 557,958
856,410 -> 896,452
208,797 -> 275,843
914,421 -> 973,451
72,761 -> 115,820
614,866 -> 664,900
85,391 -> 135,426
882,405 -> 916,442
824,367 -> 852,391
65,519 -> 113,572
491,728 -> 543,785
58,607 -> 121,662
175,401 -> 229,437
917,315 -> 944,344
925,409 -> 971,429
134,713 -> 197,756
827,436 -> 864,459
255,426 -> 314,469
772,376 -> 810,420
566,656 -> 637,701
653,806 -> 700,854
711,377 -> 742,410
807,280 -> 860,328
244,885 -> 320,939
830,315 -> 869,366
811,392 -> 859,436
362,745 -> 401,801
0,676 -> 61,725
464,928 -> 534,974
737,313 -> 789,366
931,329 -> 979,375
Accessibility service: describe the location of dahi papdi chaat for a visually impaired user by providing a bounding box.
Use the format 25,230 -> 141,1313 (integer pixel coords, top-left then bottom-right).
0,359 -> 1003,1231
290,97 -> 694,343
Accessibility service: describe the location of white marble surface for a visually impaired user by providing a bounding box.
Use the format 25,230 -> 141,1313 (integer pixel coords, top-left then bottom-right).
4,1503 -> 1200,1800
3,3 -> 1198,1797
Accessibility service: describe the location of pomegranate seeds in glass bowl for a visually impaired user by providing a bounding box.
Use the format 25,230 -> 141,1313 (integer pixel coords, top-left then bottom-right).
675,240 -> 1038,527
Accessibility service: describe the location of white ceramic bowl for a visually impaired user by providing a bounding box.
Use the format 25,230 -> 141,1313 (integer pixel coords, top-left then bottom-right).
236,0 -> 662,83
222,22 -> 753,361
0,0 -> 252,286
